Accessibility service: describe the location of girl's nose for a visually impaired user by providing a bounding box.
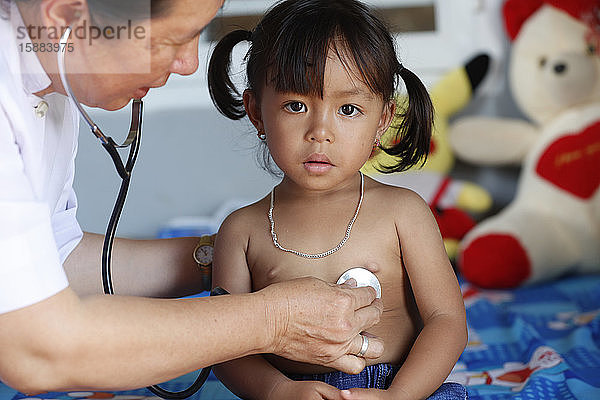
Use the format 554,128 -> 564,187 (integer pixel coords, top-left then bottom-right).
305,117 -> 335,143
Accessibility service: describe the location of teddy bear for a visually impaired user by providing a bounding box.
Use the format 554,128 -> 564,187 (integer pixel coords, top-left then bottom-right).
449,0 -> 600,288
362,54 -> 493,258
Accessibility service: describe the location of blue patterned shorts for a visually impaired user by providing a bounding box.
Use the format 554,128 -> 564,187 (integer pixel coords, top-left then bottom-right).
287,363 -> 467,399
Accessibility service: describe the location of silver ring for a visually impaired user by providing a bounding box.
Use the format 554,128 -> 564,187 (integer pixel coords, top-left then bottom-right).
357,334 -> 369,357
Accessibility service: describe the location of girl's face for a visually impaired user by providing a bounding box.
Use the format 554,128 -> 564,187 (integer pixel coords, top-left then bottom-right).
244,49 -> 395,192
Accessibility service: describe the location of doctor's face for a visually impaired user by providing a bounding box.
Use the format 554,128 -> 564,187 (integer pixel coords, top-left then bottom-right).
53,0 -> 224,110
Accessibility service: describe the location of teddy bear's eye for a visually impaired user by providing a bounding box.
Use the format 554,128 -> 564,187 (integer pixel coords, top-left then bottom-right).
538,57 -> 547,68
587,44 -> 597,56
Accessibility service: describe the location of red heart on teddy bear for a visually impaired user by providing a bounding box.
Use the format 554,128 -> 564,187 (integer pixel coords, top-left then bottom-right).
535,120 -> 600,199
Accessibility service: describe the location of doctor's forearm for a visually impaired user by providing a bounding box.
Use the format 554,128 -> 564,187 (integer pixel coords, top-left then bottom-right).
0,287 -> 273,394
64,232 -> 205,298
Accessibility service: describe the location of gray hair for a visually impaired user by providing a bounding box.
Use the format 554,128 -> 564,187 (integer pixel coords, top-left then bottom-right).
1,0 -> 171,21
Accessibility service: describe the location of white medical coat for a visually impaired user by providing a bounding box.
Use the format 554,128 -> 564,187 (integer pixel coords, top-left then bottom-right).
0,3 -> 82,314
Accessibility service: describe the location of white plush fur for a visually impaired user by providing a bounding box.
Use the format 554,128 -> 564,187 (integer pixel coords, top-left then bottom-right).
450,5 -> 600,286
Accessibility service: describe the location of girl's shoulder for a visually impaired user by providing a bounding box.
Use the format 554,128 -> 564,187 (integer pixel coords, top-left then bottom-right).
364,176 -> 433,225
219,196 -> 270,234
365,176 -> 428,209
365,177 -> 437,236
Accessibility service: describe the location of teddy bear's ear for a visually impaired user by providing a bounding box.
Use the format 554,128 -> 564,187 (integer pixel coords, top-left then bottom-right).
502,0 -> 544,41
504,0 -> 600,42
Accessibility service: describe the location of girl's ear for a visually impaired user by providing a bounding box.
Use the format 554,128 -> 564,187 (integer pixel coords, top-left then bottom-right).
376,99 -> 396,138
243,89 -> 263,132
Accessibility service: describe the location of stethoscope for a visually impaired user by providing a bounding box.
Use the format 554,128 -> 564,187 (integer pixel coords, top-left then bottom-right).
58,26 -> 216,399
57,25 -> 383,400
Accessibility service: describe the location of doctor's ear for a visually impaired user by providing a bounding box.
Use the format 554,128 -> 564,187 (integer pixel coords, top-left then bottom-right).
243,89 -> 264,132
40,0 -> 87,31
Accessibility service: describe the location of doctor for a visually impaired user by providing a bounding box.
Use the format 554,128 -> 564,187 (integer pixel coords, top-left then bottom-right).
0,0 -> 383,396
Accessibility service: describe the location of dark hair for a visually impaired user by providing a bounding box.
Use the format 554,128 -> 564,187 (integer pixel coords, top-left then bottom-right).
208,0 -> 433,174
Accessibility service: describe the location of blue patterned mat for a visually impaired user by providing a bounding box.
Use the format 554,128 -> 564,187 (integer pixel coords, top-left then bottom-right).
453,274 -> 600,399
0,372 -> 240,400
2,274 -> 599,399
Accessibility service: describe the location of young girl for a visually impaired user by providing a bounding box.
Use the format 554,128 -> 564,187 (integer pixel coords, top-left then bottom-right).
207,0 -> 467,399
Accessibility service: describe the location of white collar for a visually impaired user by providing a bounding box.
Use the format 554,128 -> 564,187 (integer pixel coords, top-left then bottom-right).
10,1 -> 52,96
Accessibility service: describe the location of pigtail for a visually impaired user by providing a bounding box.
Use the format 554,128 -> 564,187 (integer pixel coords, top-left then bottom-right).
208,29 -> 252,120
378,64 -> 434,173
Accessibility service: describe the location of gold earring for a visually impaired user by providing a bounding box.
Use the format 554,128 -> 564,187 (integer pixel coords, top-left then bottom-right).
257,130 -> 267,141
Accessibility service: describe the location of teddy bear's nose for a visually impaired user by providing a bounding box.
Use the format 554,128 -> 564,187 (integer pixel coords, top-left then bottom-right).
553,63 -> 567,74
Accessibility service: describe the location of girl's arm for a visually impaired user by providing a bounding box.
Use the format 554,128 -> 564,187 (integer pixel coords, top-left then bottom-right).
342,190 -> 467,400
387,190 -> 467,399
212,212 -> 343,400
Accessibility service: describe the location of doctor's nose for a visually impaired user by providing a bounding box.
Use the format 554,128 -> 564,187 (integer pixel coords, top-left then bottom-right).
170,37 -> 200,76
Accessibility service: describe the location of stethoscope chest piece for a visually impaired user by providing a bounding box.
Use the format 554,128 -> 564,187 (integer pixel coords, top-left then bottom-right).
336,267 -> 382,298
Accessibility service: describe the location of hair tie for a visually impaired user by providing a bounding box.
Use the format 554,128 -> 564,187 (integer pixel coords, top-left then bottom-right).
398,63 -> 405,73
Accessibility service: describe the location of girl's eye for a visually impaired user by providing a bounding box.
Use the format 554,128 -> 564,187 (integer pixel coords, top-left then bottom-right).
285,102 -> 306,113
339,104 -> 360,117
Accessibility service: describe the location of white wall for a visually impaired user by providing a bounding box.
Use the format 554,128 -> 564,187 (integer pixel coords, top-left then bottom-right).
74,100 -> 280,238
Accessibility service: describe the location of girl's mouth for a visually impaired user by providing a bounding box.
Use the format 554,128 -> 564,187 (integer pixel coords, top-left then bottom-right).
303,154 -> 334,173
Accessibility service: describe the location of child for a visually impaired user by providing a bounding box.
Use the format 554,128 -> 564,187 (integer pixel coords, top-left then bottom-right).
207,0 -> 468,399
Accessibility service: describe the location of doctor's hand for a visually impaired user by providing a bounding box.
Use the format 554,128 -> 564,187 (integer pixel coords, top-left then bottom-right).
259,277 -> 384,374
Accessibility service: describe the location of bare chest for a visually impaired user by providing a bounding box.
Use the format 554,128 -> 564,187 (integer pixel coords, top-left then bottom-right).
246,212 -> 406,304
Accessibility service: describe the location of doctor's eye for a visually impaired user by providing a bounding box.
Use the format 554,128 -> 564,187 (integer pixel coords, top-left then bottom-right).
284,102 -> 306,113
339,104 -> 361,117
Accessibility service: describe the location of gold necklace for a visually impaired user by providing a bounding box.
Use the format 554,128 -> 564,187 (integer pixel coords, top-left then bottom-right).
268,172 -> 364,259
